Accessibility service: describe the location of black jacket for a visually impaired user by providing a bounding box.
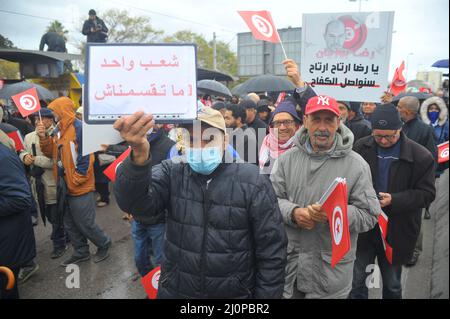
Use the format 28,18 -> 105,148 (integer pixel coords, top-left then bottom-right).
354,134 -> 436,265
403,116 -> 438,162
346,113 -> 372,143
114,156 -> 287,298
39,32 -> 66,52
0,144 -> 36,269
82,17 -> 108,43
107,131 -> 174,225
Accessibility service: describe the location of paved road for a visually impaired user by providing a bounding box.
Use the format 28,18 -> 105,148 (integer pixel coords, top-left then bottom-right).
20,184 -> 440,299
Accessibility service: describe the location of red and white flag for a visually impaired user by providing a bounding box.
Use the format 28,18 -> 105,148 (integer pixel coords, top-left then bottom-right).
141,266 -> 161,299
320,178 -> 351,268
103,147 -> 131,182
7,130 -> 25,152
378,212 -> 393,264
438,141 -> 449,164
11,87 -> 41,117
389,61 -> 406,96
238,11 -> 281,43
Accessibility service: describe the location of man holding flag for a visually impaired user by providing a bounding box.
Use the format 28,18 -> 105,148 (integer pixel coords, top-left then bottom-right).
270,92 -> 380,299
350,104 -> 436,299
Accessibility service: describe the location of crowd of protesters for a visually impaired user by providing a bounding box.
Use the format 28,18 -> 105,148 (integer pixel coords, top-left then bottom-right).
0,9 -> 449,299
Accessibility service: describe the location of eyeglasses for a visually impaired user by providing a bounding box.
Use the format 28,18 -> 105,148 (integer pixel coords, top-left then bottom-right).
271,120 -> 296,128
372,133 -> 399,141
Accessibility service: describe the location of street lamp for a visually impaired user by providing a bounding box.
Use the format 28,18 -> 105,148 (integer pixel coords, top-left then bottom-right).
406,52 -> 414,80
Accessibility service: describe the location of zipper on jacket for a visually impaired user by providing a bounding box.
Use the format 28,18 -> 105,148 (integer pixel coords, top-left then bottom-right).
199,178 -> 212,297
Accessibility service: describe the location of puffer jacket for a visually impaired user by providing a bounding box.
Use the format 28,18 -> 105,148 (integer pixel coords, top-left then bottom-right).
270,124 -> 380,299
114,156 -> 288,299
40,97 -> 95,196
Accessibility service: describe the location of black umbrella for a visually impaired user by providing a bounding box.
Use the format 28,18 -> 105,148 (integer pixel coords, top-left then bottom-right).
392,91 -> 433,103
0,81 -> 55,100
197,79 -> 232,98
232,74 -> 295,95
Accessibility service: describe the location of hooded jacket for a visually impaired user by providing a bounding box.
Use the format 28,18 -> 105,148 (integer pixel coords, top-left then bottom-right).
270,123 -> 380,299
40,97 -> 95,196
420,96 -> 449,145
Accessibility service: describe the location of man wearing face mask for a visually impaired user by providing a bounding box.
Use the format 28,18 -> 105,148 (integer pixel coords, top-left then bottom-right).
114,107 -> 287,299
270,95 -> 380,299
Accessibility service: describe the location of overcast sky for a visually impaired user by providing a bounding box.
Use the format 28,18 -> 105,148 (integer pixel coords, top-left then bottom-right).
0,0 -> 448,79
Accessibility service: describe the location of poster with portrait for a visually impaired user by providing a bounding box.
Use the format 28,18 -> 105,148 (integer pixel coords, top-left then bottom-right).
301,12 -> 395,102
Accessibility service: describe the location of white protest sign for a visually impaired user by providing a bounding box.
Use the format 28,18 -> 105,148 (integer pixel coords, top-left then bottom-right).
85,43 -> 197,124
301,12 -> 394,102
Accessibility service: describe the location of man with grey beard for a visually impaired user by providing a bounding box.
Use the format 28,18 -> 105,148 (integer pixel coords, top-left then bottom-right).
270,94 -> 381,299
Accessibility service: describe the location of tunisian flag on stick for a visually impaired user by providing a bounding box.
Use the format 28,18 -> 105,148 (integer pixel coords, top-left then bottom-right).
319,178 -> 351,268
238,11 -> 281,43
438,141 -> 449,164
378,212 -> 393,264
11,87 -> 41,117
389,61 -> 406,96
141,266 -> 161,299
103,147 -> 131,182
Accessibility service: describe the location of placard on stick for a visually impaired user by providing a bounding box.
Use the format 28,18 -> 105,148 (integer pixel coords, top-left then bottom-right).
84,43 -> 198,124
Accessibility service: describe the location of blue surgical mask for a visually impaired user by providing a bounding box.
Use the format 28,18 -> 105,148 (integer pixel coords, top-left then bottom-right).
428,111 -> 440,123
186,146 -> 222,175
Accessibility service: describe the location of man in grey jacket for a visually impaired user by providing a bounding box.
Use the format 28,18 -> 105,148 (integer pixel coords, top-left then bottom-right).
271,94 -> 381,299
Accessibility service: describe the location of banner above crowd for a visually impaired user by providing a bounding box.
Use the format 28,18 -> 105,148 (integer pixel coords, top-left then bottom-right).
301,11 -> 395,102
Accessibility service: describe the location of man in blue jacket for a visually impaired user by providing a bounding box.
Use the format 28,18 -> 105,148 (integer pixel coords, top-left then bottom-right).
0,143 -> 36,299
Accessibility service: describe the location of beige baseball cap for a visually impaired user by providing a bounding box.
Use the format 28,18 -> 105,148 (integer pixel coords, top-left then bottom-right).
76,106 -> 83,114
196,106 -> 226,133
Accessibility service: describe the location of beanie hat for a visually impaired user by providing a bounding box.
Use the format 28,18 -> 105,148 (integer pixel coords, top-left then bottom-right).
270,100 -> 301,123
370,103 -> 403,130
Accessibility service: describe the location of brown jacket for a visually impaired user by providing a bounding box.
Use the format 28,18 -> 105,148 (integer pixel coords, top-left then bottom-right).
40,97 -> 95,196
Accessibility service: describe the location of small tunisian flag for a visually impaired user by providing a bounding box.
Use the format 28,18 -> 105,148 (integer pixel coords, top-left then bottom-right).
7,131 -> 25,152
141,266 -> 161,299
103,147 -> 131,182
389,61 -> 406,96
320,178 -> 351,268
238,11 -> 281,43
438,141 -> 449,164
11,87 -> 41,117
378,212 -> 393,264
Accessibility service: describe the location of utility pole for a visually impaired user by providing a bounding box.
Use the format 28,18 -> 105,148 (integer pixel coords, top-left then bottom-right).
213,32 -> 217,70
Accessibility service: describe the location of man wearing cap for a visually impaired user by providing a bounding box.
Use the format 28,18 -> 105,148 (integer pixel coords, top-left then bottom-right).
259,100 -> 301,174
338,101 -> 372,143
113,107 -> 287,299
270,95 -> 380,299
257,99 -> 273,126
20,109 -> 69,261
82,9 -> 108,43
350,104 -> 436,299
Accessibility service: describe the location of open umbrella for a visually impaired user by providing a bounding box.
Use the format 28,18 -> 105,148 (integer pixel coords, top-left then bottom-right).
392,91 -> 433,103
431,59 -> 449,68
232,74 -> 295,95
0,81 -> 55,100
197,80 -> 232,98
